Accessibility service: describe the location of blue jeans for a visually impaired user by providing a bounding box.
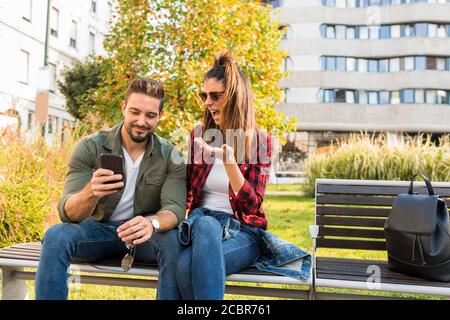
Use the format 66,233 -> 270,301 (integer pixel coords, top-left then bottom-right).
35,219 -> 182,300
169,208 -> 261,300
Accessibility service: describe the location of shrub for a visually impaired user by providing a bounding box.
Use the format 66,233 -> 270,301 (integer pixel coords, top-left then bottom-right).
0,128 -> 82,247
304,133 -> 450,196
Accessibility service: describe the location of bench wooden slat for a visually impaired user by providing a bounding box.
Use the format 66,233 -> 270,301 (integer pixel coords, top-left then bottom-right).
317,206 -> 391,217
317,184 -> 450,197
0,244 -> 281,279
316,238 -> 386,250
316,216 -> 386,228
316,257 -> 450,288
318,227 -> 386,239
317,195 -> 395,206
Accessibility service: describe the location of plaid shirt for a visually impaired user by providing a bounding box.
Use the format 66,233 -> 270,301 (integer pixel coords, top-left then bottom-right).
186,125 -> 272,229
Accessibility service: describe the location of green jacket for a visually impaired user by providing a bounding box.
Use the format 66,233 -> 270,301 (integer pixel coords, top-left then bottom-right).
58,122 -> 186,224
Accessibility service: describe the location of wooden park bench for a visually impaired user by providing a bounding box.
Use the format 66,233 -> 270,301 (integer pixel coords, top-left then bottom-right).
310,179 -> 450,299
0,245 -> 311,300
2,178 -> 449,300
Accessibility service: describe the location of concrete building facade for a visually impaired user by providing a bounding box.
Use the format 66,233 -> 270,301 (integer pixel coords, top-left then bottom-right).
0,0 -> 113,142
268,0 -> 450,175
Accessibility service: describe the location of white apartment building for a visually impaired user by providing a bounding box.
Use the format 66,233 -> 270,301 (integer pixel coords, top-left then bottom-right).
267,0 -> 450,174
0,0 -> 113,142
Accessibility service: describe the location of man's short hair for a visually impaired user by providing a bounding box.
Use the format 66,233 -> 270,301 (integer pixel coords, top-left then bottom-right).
124,78 -> 165,112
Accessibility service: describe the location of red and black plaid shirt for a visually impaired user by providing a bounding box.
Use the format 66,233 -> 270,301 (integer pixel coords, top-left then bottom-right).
186,125 -> 272,229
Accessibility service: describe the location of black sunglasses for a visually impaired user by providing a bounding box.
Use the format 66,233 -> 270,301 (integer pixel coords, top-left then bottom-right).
121,240 -> 136,272
200,91 -> 225,102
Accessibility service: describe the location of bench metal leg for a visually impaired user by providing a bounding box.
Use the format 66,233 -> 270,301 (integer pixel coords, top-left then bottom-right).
1,267 -> 29,300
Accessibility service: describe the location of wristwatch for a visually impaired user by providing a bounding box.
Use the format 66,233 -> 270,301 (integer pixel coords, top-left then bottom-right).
150,217 -> 161,233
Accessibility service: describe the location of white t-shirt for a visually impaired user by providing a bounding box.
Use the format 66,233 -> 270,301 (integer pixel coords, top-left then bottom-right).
107,147 -> 144,222
200,158 -> 234,215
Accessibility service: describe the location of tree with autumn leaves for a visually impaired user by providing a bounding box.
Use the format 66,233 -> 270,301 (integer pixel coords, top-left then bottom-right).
62,0 -> 297,146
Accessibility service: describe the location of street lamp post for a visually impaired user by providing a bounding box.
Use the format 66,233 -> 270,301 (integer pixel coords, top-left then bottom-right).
35,0 -> 51,137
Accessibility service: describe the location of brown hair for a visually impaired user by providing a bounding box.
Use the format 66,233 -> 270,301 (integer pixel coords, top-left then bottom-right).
125,78 -> 165,112
202,51 -> 256,160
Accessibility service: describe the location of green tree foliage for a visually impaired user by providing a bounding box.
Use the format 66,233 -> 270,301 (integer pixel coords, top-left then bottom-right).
95,0 -> 296,145
58,56 -> 104,120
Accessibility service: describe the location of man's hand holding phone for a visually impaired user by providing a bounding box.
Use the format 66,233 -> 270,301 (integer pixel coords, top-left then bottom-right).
89,168 -> 124,198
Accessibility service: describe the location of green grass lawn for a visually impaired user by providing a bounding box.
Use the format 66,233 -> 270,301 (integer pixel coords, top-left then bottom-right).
1,194 -> 444,299
266,184 -> 304,192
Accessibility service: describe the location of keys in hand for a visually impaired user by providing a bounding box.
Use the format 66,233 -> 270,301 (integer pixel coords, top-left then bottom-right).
121,241 -> 136,272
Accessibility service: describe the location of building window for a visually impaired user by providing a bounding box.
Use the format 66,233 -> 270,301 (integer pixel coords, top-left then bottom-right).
22,0 -> 32,22
404,57 -> 414,71
70,20 -> 78,49
346,27 -> 356,39
107,2 -> 113,24
402,24 -> 415,37
347,58 -> 357,71
346,90 -> 356,103
358,59 -> 368,72
335,89 -> 346,103
390,58 -> 400,72
281,25 -> 294,40
436,58 -> 446,71
427,57 -> 437,70
48,115 -> 57,134
50,7 -> 59,37
391,25 -> 401,38
415,23 -> 428,37
284,57 -> 294,71
324,89 -> 335,103
426,90 -> 437,104
284,88 -> 292,103
89,32 -> 96,55
49,63 -> 57,92
428,23 -> 437,37
415,56 -> 426,70
368,91 -> 379,104
326,25 -> 336,38
437,90 -> 447,104
415,89 -> 425,104
336,25 -> 346,39
359,26 -> 369,39
336,57 -> 346,71
326,56 -> 336,70
378,59 -> 388,72
359,91 -> 368,104
27,111 -> 35,130
19,50 -> 30,84
359,0 -> 370,7
369,26 -> 380,39
91,0 -> 97,13
379,26 -> 390,39
391,91 -> 400,104
437,24 -> 447,38
401,89 -> 415,103
368,59 -> 378,72
379,91 -> 390,104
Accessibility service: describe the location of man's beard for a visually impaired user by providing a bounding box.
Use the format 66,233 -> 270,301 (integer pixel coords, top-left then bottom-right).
126,124 -> 154,143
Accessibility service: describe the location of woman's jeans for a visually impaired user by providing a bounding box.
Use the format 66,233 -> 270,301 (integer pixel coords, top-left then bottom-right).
169,208 -> 262,300
35,219 -> 182,300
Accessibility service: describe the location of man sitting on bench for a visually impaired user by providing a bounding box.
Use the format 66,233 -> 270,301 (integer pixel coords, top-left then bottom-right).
35,78 -> 186,300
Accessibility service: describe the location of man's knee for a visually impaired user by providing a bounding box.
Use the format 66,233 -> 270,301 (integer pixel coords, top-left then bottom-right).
155,229 -> 181,253
42,223 -> 80,249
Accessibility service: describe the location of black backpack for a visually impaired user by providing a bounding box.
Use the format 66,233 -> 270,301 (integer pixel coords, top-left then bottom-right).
384,174 -> 450,282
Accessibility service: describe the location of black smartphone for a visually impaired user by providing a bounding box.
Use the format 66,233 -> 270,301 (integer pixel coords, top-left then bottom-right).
100,153 -> 125,190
